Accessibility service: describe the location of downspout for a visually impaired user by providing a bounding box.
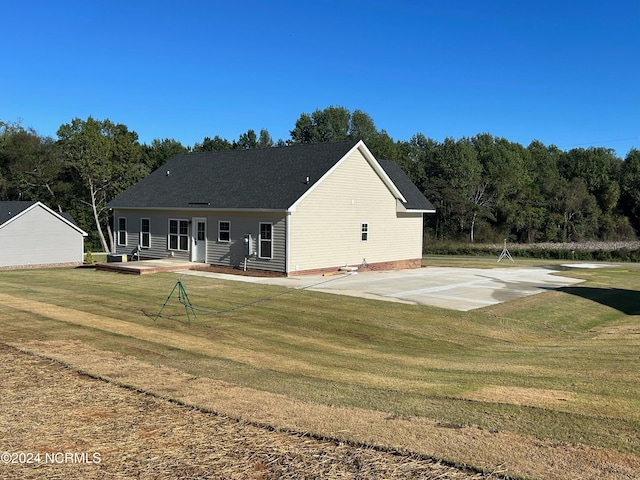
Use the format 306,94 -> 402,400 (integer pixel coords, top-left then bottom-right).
285,211 -> 291,275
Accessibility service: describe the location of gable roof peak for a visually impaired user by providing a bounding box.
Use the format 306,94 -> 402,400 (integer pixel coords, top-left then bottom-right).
0,200 -> 87,235
108,139 -> 433,214
109,140 -> 362,211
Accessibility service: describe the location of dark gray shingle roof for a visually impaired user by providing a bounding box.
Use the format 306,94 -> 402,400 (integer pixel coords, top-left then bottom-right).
0,201 -> 84,232
378,160 -> 436,211
0,201 -> 87,236
109,140 -> 434,212
0,201 -> 37,226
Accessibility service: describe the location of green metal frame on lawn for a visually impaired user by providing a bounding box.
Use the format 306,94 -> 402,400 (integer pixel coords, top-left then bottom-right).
155,279 -> 197,323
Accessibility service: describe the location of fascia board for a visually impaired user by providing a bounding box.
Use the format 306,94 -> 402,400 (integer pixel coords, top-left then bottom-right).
0,212 -> 27,231
38,202 -> 89,236
395,198 -> 436,213
112,206 -> 288,213
0,202 -> 37,230
287,146 -> 354,212
356,141 -> 408,203
404,208 -> 436,213
0,202 -> 88,236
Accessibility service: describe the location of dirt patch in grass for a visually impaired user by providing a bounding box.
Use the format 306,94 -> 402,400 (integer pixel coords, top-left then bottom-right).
8,340 -> 640,480
591,324 -> 640,340
1,343 -> 485,480
464,386 -> 576,408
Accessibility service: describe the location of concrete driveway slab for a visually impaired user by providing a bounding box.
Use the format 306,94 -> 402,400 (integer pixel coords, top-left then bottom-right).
182,266 -> 586,311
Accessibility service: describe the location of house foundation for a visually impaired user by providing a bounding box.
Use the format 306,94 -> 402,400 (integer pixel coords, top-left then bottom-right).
288,258 -> 423,276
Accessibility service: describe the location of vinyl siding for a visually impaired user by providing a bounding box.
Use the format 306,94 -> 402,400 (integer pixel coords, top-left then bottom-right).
114,210 -> 190,260
0,205 -> 85,267
288,149 -> 423,273
207,212 -> 286,273
113,209 -> 286,273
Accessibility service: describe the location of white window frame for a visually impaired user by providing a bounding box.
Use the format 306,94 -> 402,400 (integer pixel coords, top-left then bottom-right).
140,218 -> 150,249
117,217 -> 127,246
258,222 -> 273,259
168,218 -> 189,251
361,222 -> 369,242
218,220 -> 231,242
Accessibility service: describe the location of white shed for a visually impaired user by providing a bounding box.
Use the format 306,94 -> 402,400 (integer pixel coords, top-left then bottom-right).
0,201 -> 88,268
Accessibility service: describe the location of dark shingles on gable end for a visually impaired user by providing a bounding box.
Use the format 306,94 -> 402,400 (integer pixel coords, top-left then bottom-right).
0,201 -> 36,227
378,160 -> 435,212
109,141 -> 435,213
109,141 -> 361,210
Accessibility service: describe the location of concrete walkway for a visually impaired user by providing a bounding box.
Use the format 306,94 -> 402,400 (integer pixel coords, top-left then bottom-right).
181,265 -> 588,311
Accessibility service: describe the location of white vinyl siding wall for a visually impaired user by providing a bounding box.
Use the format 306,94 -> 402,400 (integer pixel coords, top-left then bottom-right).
288,149 -> 423,273
0,205 -> 85,267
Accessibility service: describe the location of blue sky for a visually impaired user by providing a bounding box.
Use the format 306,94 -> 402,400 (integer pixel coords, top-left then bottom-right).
2,0 -> 639,157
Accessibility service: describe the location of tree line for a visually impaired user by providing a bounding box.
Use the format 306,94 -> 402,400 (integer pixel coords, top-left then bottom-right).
1,107 -> 639,251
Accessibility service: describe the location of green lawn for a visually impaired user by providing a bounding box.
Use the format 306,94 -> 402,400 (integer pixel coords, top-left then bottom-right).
1,261 -> 639,458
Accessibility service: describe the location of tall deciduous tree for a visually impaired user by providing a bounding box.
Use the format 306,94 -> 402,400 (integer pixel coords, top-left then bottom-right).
620,148 -> 640,234
410,135 -> 485,241
57,117 -> 147,252
193,135 -> 232,152
235,129 -> 258,149
290,106 -> 351,144
258,129 -> 274,148
558,147 -> 622,222
142,138 -> 188,171
289,107 -> 402,164
551,177 -> 598,242
0,121 -> 64,206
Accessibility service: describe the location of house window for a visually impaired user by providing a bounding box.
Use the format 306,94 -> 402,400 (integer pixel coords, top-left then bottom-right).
197,221 -> 205,242
118,217 -> 127,246
140,218 -> 150,249
168,219 -> 189,251
361,223 -> 368,242
259,222 -> 272,259
218,221 -> 230,242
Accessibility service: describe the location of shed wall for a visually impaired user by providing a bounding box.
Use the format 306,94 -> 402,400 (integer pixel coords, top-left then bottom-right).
0,206 -> 85,267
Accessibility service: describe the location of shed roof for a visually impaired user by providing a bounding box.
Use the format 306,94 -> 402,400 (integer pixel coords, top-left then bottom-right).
0,201 -> 37,226
0,201 -> 87,235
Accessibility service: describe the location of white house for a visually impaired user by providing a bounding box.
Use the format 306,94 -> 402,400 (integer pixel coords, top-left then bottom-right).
108,140 -> 435,275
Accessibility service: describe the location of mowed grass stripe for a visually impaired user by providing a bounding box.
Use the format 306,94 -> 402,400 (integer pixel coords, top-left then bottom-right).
0,292 -> 479,396
4,288 -> 636,423
0,264 -> 639,464
11,339 -> 640,480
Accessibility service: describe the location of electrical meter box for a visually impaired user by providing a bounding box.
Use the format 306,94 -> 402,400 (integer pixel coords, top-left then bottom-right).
243,234 -> 254,256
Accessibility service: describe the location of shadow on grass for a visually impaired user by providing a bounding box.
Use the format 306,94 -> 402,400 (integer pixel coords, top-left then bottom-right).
558,286 -> 640,315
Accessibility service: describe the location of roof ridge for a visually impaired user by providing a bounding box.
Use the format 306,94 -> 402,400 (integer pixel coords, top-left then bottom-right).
180,139 -> 360,157
108,140 -> 433,213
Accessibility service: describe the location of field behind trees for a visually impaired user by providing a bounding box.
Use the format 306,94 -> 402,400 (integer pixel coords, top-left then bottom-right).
425,240 -> 640,263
